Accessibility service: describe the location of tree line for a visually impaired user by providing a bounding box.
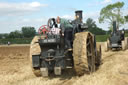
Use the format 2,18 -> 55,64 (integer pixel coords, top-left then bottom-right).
0,27 -> 36,39
85,18 -> 106,35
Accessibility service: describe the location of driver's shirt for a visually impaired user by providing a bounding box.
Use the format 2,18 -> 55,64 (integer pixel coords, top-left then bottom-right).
60,18 -> 73,33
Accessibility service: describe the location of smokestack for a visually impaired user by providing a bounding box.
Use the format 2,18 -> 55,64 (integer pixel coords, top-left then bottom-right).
75,10 -> 83,22
113,21 -> 117,32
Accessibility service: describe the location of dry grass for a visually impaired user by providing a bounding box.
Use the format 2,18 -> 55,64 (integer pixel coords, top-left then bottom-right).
0,43 -> 128,85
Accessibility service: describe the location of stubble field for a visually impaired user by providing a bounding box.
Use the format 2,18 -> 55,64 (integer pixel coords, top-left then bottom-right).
0,43 -> 128,85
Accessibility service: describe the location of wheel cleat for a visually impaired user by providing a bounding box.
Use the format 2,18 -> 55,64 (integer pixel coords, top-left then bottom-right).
40,68 -> 48,77
54,67 -> 61,75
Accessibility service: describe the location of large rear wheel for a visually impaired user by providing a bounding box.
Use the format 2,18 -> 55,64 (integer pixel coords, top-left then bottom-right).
122,40 -> 125,51
104,39 -> 109,52
73,32 -> 96,76
124,37 -> 128,49
122,37 -> 128,51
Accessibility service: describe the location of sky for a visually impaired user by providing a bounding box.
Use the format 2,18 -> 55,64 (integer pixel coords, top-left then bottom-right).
0,0 -> 128,33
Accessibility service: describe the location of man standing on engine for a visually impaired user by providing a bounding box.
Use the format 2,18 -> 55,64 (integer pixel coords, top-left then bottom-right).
56,16 -> 73,51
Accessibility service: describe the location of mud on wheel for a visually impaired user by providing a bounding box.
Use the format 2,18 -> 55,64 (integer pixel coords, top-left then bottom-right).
104,39 -> 109,52
122,37 -> 128,51
30,36 -> 41,76
124,37 -> 128,49
95,43 -> 102,66
73,32 -> 96,76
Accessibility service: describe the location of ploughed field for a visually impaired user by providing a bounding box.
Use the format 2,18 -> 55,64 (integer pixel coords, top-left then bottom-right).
0,43 -> 128,85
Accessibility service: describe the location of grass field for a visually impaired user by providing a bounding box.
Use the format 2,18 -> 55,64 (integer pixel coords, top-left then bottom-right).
96,35 -> 109,42
0,38 -> 32,44
96,33 -> 128,42
0,33 -> 128,44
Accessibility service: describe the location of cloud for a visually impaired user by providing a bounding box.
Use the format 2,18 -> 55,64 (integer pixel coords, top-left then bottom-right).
102,0 -> 112,4
60,11 -> 100,20
88,0 -> 112,7
61,15 -> 73,19
83,11 -> 100,20
123,8 -> 128,15
29,2 -> 41,7
0,17 -> 48,33
0,2 -> 48,16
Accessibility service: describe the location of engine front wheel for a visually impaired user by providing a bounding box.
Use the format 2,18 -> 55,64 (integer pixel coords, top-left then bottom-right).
30,36 -> 41,77
122,40 -> 126,51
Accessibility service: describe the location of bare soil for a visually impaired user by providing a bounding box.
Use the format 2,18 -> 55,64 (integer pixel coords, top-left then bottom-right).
0,43 -> 128,85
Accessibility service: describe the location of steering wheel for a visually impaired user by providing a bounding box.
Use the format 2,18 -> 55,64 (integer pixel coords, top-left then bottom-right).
47,18 -> 58,29
38,25 -> 49,34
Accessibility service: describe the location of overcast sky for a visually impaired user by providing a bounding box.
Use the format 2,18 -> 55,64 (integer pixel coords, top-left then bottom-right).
0,0 -> 128,33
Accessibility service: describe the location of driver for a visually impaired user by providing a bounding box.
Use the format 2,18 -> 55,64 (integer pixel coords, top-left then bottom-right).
56,16 -> 73,51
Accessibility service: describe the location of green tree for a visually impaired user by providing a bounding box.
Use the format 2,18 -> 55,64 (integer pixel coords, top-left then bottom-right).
86,18 -> 106,35
99,2 -> 125,29
0,33 -> 9,39
3,33 -> 9,39
86,18 -> 97,28
9,30 -> 22,38
22,27 -> 36,38
0,34 -> 2,39
125,15 -> 128,22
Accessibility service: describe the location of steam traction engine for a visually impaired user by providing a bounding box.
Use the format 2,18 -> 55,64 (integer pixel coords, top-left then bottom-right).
105,21 -> 128,51
30,10 -> 102,77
